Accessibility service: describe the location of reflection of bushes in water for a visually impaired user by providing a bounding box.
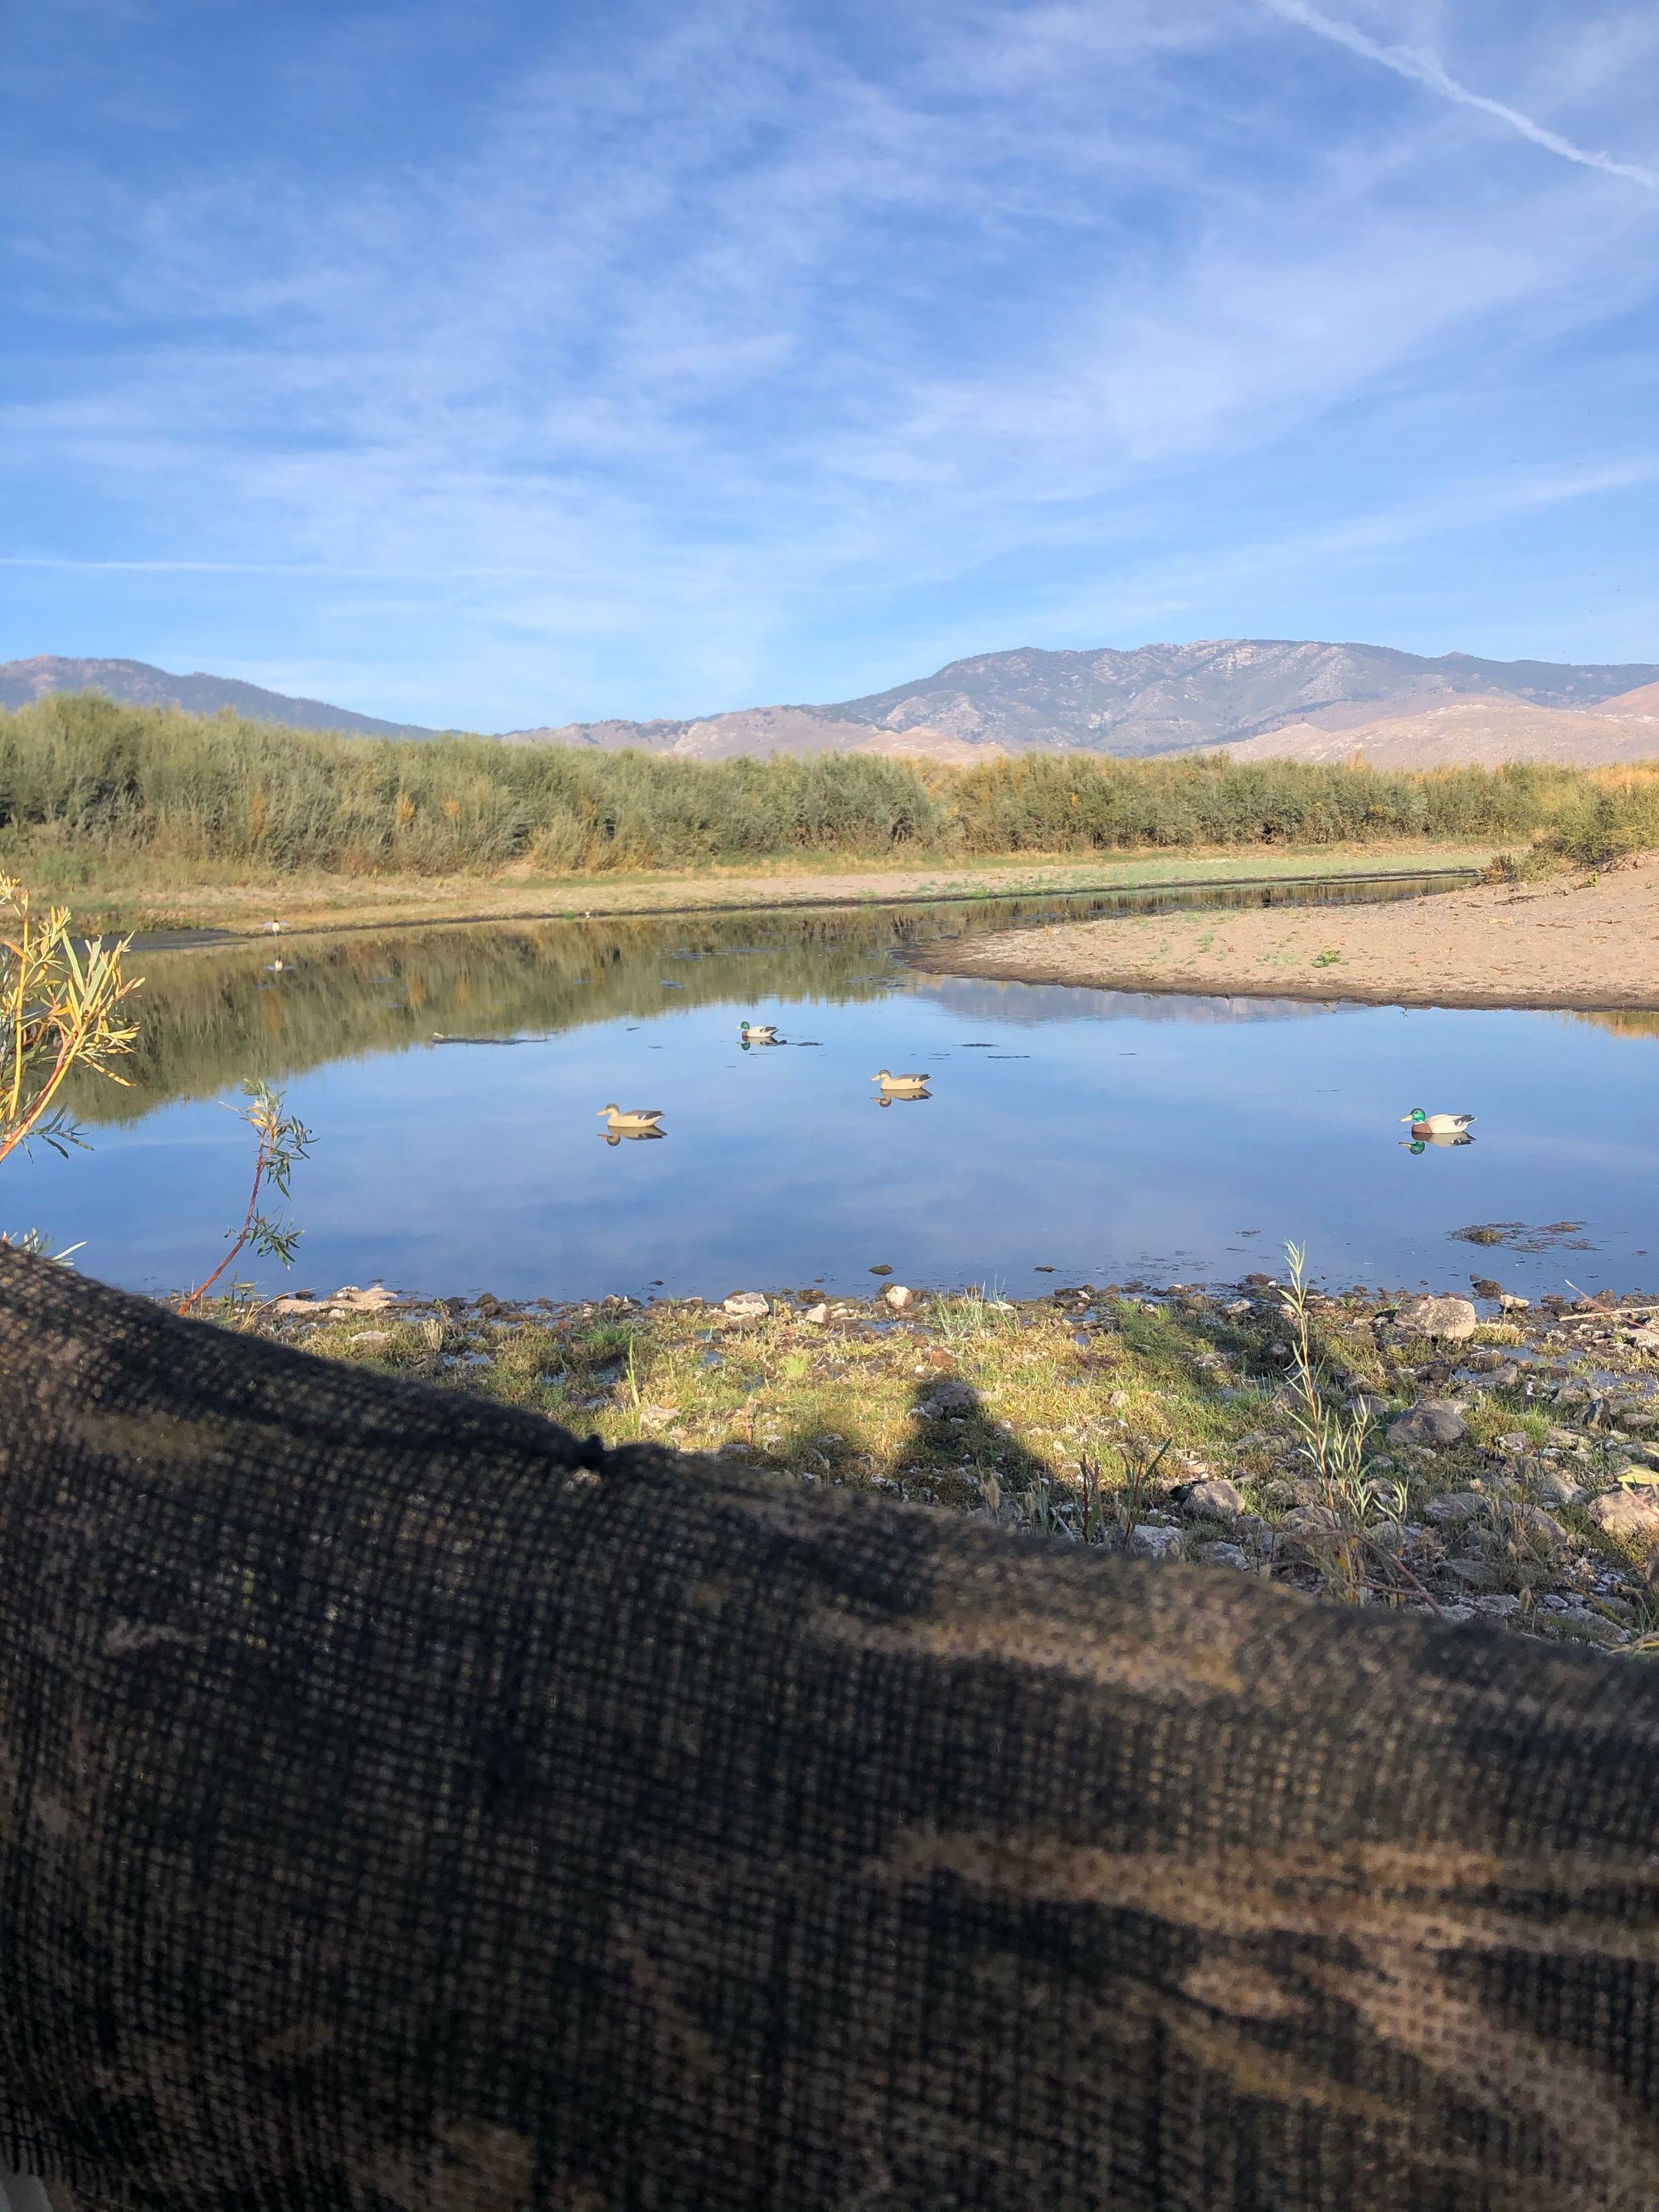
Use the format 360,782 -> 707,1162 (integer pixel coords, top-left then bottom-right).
10,693 -> 1659,877
1569,1009 -> 1659,1042
72,872 -> 1476,1124
67,905 -> 991,1124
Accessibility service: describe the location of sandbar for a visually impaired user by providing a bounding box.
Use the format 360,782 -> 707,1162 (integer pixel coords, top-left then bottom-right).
911,858 -> 1659,1011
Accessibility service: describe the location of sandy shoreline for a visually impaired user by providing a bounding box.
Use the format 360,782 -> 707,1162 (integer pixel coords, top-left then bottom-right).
911,857 -> 1659,1010
97,843 -> 1488,947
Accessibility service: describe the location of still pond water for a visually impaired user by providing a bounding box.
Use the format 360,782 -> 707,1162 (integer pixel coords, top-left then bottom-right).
17,875 -> 1659,1303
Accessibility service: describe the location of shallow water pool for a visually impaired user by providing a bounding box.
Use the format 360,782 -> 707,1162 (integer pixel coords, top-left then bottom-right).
16,876 -> 1657,1302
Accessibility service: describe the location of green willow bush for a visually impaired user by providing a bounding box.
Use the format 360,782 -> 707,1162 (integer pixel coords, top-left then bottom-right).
4,691 -> 1657,878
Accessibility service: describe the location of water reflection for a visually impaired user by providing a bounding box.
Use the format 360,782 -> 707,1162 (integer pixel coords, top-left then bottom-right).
22,872 -> 1659,1305
83,872 -> 1463,1125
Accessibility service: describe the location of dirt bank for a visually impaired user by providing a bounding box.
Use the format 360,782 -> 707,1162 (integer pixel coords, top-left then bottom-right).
83,842 -> 1490,944
912,857 -> 1659,1010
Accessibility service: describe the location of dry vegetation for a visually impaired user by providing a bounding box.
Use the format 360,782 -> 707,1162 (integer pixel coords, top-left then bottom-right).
230,1265 -> 1659,1650
3,694 -> 1656,914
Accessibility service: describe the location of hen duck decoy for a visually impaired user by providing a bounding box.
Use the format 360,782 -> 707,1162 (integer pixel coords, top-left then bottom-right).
873,1069 -> 930,1095
597,1104 -> 665,1135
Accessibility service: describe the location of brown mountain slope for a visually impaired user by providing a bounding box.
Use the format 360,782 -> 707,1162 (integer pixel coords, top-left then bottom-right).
502,703 -> 1000,762
1214,699 -> 1659,770
1598,680 -> 1659,718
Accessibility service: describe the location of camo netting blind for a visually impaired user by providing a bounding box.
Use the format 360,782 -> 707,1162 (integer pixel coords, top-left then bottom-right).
1,1250 -> 1657,2212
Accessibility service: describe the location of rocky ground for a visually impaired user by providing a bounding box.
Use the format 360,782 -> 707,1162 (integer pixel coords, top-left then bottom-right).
240,1262 -> 1659,1652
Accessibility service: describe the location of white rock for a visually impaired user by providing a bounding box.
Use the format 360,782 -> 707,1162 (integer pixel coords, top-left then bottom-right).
1126,1524 -> 1185,1562
1396,1295 -> 1479,1341
1587,1489 -> 1659,1548
722,1291 -> 770,1320
801,1302 -> 830,1325
881,1285 -> 913,1311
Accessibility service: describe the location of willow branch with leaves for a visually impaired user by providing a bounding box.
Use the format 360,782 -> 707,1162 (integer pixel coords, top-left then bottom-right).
1,875 -> 142,1169
177,1081 -> 314,1315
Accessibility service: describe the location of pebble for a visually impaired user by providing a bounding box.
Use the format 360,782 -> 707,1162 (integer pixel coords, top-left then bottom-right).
1172,1476 -> 1248,1520
1529,1466 -> 1587,1508
1387,1400 -> 1469,1450
1465,1363 -> 1521,1393
800,1302 -> 830,1325
722,1291 -> 770,1320
881,1285 -> 913,1311
1279,1503 -> 1340,1536
1425,1490 -> 1486,1525
917,1380 -> 978,1420
1193,1540 -> 1251,1570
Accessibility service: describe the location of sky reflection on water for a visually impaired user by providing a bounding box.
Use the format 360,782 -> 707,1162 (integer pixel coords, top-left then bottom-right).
12,897 -> 1659,1302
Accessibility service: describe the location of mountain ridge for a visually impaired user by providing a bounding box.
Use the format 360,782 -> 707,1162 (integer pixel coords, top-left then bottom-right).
6,642 -> 1658,762
0,655 -> 443,741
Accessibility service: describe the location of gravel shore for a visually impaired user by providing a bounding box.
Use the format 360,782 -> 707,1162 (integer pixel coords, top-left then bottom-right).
242,1268 -> 1659,1650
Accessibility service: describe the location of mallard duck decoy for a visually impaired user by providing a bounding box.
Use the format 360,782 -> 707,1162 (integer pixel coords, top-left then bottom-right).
597,1104 -> 665,1135
1401,1109 -> 1475,1135
873,1069 -> 931,1095
739,1022 -> 781,1044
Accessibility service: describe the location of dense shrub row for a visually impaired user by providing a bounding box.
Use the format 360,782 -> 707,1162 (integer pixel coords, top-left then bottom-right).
3,693 -> 1657,875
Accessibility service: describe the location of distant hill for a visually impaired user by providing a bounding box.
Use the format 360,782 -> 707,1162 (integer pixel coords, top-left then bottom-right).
1600,680 -> 1659,720
817,640 -> 1659,756
7,640 -> 1658,762
1217,698 -> 1659,771
509,639 -> 1659,760
501,704 -> 995,764
0,656 -> 442,740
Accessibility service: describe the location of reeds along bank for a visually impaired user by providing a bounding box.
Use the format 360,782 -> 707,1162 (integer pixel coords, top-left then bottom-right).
2,692 -> 1657,876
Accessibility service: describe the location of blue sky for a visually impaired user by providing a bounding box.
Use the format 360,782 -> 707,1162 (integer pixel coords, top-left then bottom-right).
2,0 -> 1657,729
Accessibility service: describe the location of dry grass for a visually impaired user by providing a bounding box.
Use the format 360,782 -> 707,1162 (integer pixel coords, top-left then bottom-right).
226,1271 -> 1659,1644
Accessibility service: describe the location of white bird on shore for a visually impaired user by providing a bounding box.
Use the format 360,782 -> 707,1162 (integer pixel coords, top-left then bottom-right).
264,919 -> 284,935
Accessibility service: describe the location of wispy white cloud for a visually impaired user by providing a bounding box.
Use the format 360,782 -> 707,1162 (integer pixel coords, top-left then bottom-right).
1260,0 -> 1658,189
2,0 -> 1657,721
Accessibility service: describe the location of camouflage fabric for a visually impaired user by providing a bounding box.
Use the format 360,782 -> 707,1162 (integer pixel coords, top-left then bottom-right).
1,1247 -> 1657,2212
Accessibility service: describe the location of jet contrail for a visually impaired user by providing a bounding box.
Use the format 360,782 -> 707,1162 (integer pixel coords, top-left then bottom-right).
1262,0 -> 1658,190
